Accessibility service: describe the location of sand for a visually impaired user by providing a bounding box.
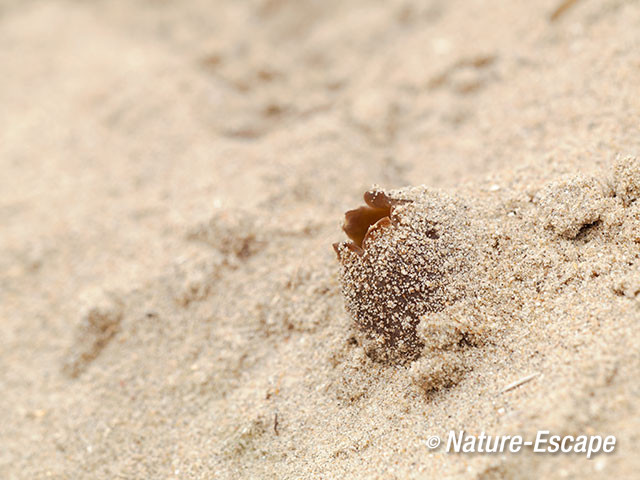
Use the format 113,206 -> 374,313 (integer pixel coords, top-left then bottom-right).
1,0 -> 640,478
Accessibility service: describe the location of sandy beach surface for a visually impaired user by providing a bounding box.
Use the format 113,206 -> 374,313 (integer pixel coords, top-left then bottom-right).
1,0 -> 640,478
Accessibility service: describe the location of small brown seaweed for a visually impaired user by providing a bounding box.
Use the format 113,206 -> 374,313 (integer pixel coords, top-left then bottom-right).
334,187 -> 473,364
342,191 -> 393,249
334,190 -> 398,257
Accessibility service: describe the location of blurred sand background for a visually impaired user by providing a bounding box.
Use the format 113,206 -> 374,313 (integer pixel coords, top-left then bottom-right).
1,0 -> 640,478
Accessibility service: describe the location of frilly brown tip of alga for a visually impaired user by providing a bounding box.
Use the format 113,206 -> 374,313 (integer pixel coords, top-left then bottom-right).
333,189 -> 399,259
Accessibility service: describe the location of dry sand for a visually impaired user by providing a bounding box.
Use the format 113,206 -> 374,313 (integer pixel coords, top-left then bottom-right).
1,0 -> 640,478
